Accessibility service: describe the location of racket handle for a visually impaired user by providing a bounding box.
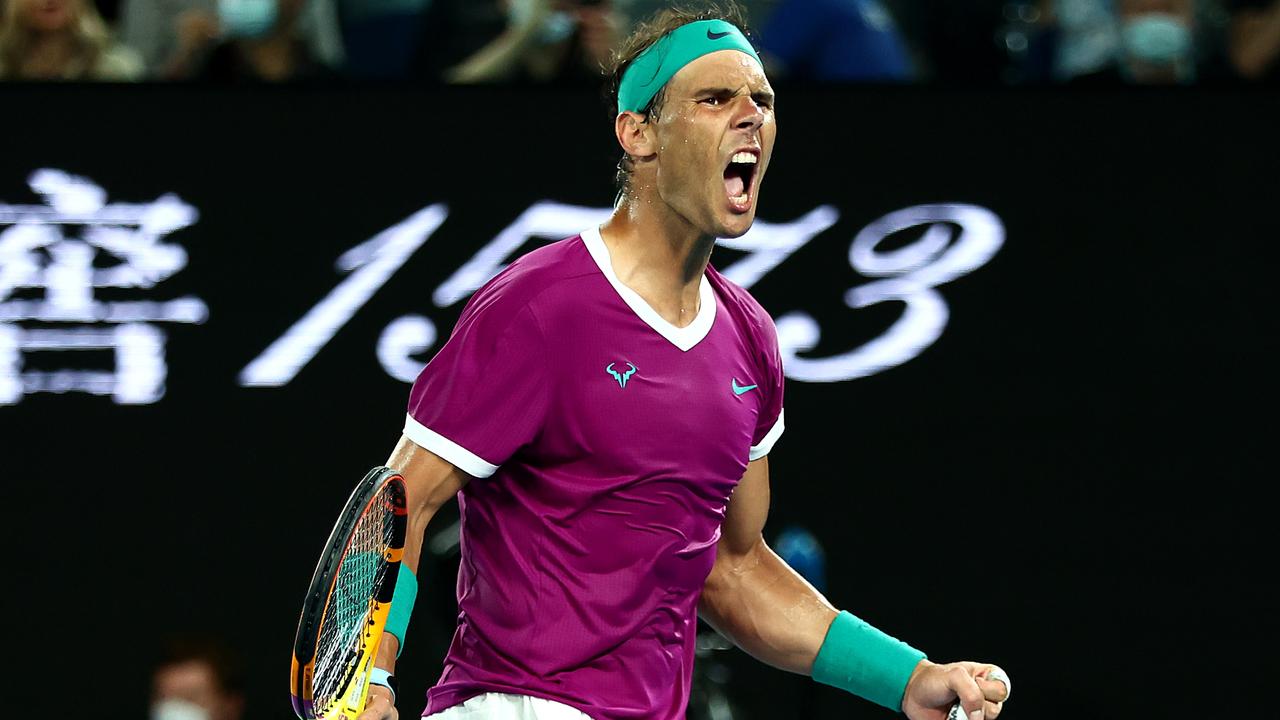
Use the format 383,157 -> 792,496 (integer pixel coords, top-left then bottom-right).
336,653 -> 376,720
946,702 -> 966,720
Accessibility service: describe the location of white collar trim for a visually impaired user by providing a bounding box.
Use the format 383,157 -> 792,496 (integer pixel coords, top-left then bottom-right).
581,226 -> 716,352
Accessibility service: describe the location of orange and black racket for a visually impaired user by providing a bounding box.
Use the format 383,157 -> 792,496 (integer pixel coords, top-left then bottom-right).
291,467 -> 407,719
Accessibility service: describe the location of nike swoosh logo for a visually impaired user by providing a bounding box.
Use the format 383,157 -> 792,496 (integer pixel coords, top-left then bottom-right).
732,379 -> 758,396
707,29 -> 731,40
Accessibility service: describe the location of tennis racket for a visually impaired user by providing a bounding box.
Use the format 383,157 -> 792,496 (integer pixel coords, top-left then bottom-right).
291,467 -> 407,720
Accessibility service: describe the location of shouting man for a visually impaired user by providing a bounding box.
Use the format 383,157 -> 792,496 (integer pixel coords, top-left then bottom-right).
356,4 -> 1011,720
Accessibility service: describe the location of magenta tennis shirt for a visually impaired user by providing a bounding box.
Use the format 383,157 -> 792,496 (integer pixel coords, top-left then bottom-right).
404,227 -> 785,720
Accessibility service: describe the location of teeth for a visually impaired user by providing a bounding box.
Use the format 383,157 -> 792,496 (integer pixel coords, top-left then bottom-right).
733,193 -> 748,203
731,152 -> 758,164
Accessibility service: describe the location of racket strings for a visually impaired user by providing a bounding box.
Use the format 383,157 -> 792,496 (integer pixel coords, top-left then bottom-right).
312,484 -> 397,710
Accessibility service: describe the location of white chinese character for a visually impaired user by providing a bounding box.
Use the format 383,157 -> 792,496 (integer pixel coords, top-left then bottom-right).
0,169 -> 208,405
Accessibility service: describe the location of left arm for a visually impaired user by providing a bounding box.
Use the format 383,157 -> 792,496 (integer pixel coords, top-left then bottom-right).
698,456 -> 837,674
699,457 -> 1012,719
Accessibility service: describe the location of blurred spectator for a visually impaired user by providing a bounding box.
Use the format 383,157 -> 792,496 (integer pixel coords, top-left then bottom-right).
616,0 -> 913,82
1041,0 -> 1122,80
336,0 -> 430,79
435,0 -> 623,84
0,0 -> 144,79
1037,0 -> 1222,84
755,0 -> 915,81
186,0 -> 335,81
408,0 -> 506,81
119,0 -> 343,79
1225,0 -> 1280,80
150,633 -> 246,720
1115,0 -> 1199,82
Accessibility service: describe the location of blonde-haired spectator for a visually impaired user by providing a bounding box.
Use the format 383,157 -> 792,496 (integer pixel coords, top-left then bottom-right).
0,0 -> 144,80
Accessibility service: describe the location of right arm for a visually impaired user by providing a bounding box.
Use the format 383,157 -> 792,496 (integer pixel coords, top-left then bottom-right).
357,265 -> 547,720
358,435 -> 471,720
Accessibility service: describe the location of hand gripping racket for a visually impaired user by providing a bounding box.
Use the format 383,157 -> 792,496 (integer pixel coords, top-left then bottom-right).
945,667 -> 1011,720
291,467 -> 407,719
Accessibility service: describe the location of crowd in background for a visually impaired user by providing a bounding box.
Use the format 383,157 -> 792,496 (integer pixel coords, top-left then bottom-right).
1,0 -> 1275,85
150,633 -> 247,720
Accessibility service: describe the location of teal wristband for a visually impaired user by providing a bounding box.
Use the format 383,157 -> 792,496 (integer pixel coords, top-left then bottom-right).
384,567 -> 417,657
811,611 -> 926,712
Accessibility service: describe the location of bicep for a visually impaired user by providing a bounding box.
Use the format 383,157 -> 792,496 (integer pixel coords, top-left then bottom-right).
719,456 -> 771,559
386,434 -> 469,570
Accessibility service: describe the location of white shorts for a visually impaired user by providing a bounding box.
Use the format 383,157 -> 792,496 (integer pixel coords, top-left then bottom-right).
422,693 -> 593,720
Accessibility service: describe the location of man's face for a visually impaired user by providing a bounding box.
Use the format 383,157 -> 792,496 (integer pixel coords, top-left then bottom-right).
647,49 -> 776,239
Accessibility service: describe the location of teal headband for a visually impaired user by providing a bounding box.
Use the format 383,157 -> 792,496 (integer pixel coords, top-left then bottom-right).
618,19 -> 762,114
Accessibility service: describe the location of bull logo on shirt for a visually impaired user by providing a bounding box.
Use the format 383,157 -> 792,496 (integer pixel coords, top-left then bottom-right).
605,362 -> 638,389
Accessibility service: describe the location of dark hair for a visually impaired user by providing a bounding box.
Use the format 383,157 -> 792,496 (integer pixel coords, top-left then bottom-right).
605,2 -> 753,197
152,632 -> 246,694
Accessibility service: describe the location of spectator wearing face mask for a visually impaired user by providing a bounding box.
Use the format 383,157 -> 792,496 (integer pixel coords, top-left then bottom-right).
1114,0 -> 1199,82
149,634 -> 245,720
119,0 -> 343,79
189,0 -> 336,81
1225,0 -> 1280,81
1044,0 -> 1202,84
0,0 -> 144,79
1039,0 -> 1123,82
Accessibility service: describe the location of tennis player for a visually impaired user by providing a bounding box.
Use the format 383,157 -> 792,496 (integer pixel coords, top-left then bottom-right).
357,4 -> 1011,720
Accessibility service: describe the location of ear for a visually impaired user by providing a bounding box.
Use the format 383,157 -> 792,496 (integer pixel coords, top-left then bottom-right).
615,111 -> 658,162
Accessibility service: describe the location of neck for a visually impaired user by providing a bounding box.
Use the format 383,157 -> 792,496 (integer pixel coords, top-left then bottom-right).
599,187 -> 715,327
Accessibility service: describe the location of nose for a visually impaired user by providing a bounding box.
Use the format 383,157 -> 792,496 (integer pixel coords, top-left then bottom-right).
732,96 -> 765,132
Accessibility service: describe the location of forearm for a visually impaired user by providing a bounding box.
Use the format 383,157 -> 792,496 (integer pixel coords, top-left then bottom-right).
446,23 -> 543,83
698,538 -> 837,675
372,436 -> 467,672
371,519 -> 426,673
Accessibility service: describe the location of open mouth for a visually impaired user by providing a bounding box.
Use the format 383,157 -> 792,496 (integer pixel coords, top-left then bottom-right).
723,150 -> 759,211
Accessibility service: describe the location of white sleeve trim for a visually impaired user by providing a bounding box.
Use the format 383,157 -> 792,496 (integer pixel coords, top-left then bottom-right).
403,414 -> 499,478
749,408 -> 785,461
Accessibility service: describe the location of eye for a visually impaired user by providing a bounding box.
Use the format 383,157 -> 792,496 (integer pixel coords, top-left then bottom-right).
700,96 -> 722,106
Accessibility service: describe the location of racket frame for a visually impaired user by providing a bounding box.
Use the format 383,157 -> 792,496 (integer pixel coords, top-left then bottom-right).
291,467 -> 407,720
